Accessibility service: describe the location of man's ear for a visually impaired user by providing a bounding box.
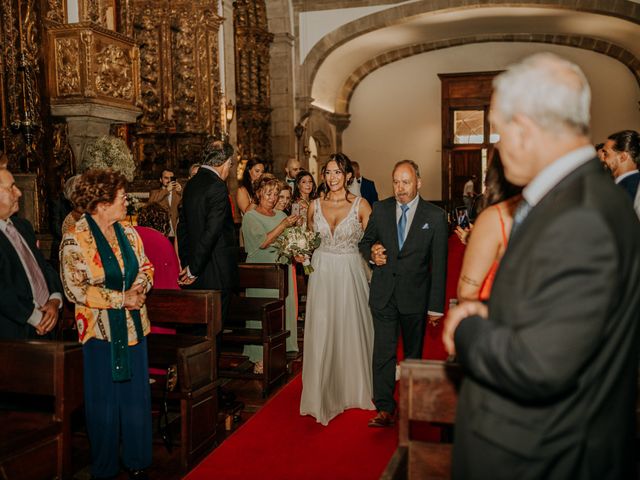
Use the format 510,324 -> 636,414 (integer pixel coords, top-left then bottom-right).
512,113 -> 537,151
417,177 -> 422,190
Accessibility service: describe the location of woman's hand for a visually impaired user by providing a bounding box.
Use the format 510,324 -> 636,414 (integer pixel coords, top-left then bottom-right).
281,214 -> 300,229
294,254 -> 307,263
124,283 -> 146,310
455,224 -> 473,245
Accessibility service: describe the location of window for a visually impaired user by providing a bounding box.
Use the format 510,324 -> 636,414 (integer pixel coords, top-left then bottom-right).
453,110 -> 484,144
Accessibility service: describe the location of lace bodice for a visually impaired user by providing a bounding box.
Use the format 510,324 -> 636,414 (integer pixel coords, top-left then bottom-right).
313,197 -> 363,254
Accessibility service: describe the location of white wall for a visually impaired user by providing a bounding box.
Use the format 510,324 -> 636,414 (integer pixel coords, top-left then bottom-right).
342,42 -> 640,201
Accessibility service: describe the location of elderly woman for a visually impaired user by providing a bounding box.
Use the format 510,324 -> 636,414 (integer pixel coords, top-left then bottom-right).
60,169 -> 154,480
275,182 -> 293,215
241,174 -> 300,373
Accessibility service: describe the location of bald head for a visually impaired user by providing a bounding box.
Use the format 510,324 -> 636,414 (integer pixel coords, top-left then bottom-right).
285,158 -> 301,179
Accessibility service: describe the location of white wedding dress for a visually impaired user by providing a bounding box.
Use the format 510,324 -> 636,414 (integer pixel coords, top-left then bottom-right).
300,197 -> 375,425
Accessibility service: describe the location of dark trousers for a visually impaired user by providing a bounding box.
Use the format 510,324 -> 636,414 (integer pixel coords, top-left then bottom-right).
83,337 -> 152,478
371,295 -> 426,413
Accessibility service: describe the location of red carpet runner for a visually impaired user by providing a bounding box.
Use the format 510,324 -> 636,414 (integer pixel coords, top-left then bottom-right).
186,375 -> 398,480
187,236 -> 465,479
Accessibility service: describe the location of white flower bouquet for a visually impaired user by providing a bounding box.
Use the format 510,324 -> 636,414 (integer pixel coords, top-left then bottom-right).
273,226 -> 321,274
80,135 -> 136,181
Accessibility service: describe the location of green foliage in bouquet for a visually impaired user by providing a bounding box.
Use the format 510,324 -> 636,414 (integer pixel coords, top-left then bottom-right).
273,226 -> 321,274
80,135 -> 136,181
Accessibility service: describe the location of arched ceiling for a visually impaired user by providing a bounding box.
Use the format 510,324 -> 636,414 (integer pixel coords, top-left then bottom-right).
302,1 -> 640,114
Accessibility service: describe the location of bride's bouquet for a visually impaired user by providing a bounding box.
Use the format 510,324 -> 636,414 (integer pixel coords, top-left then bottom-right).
273,226 -> 321,274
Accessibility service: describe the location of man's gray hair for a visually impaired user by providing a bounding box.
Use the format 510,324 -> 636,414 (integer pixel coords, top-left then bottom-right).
493,53 -> 591,135
393,159 -> 420,179
202,138 -> 234,167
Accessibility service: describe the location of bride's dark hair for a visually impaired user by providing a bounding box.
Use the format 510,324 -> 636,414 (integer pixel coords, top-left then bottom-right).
325,152 -> 354,202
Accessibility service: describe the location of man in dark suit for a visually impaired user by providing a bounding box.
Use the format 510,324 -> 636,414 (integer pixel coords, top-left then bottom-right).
177,139 -> 239,311
444,53 -> 640,479
602,129 -> 640,199
359,160 -> 447,427
0,165 -> 63,339
349,161 -> 379,205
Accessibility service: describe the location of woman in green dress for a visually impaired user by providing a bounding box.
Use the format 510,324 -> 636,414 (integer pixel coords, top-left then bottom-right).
241,174 -> 301,373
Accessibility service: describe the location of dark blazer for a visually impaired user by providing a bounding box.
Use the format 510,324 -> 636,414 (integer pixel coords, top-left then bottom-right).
0,216 -> 63,339
359,177 -> 379,205
617,170 -> 640,200
453,159 -> 640,479
177,167 -> 239,291
359,196 -> 447,315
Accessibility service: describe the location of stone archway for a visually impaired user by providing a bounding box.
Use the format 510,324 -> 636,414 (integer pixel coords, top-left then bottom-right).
336,33 -> 640,115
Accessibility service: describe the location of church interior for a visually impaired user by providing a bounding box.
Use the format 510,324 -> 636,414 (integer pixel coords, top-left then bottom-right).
1,0 -> 639,479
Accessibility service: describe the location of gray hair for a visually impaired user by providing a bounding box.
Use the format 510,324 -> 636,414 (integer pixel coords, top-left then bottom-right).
393,159 -> 420,179
202,138 -> 234,167
493,53 -> 591,135
63,175 -> 80,201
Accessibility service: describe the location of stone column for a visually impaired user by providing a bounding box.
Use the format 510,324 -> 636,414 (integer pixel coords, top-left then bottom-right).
266,0 -> 296,178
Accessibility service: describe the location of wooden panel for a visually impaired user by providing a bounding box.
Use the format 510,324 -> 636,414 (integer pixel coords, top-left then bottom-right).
409,443 -> 452,480
451,149 -> 482,206
0,436 -> 59,480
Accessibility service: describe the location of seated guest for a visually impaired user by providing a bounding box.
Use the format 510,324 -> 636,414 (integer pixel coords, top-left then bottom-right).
61,175 -> 83,235
241,174 -> 301,373
275,182 -> 293,215
135,203 -> 180,290
602,130 -> 640,199
456,150 -> 522,302
60,169 -> 154,480
291,170 -> 317,226
0,163 -> 63,340
148,169 -> 182,242
236,158 -> 265,214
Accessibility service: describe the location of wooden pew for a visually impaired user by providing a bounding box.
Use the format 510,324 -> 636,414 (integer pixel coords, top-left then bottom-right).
221,263 -> 289,395
381,360 -> 463,480
145,289 -> 221,472
0,340 -> 83,480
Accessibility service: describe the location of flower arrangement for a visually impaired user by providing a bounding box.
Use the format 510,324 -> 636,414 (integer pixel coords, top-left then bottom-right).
272,226 -> 321,274
80,135 -> 136,181
126,194 -> 142,217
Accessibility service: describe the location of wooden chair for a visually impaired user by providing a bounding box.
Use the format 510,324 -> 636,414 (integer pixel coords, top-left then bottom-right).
221,263 -> 289,395
381,359 -> 463,480
0,340 -> 83,480
145,289 -> 221,472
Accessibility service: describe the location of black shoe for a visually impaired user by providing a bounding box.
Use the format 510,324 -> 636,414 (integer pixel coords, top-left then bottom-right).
128,469 -> 149,480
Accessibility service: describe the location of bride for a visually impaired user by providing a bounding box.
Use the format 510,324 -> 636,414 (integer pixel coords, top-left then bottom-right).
300,152 -> 376,425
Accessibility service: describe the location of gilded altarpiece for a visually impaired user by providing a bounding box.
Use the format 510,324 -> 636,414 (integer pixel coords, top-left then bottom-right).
128,0 -> 223,186
234,0 -> 273,167
0,0 -> 75,230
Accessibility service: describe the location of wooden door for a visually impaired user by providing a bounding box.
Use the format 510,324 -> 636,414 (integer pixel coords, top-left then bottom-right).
451,150 -> 482,207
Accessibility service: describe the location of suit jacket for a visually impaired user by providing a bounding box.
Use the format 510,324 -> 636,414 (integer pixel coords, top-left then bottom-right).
617,171 -> 640,200
149,187 -> 182,234
359,177 -> 379,205
359,196 -> 447,315
177,168 -> 239,291
453,159 -> 640,479
0,216 -> 63,339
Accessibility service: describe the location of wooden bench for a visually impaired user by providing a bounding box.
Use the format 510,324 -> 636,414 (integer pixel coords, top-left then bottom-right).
0,340 -> 83,480
381,359 -> 463,480
220,263 -> 289,395
145,289 -> 221,472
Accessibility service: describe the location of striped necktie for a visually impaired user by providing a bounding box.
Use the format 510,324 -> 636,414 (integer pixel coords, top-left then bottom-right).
5,221 -> 50,307
398,204 -> 410,249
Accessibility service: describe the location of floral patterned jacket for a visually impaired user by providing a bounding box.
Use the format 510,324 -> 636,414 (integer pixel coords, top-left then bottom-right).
60,215 -> 154,344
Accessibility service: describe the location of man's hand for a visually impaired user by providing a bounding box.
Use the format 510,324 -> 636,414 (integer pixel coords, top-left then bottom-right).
178,267 -> 196,286
174,182 -> 182,193
442,301 -> 488,355
37,298 -> 61,335
427,314 -> 443,327
370,242 -> 387,266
